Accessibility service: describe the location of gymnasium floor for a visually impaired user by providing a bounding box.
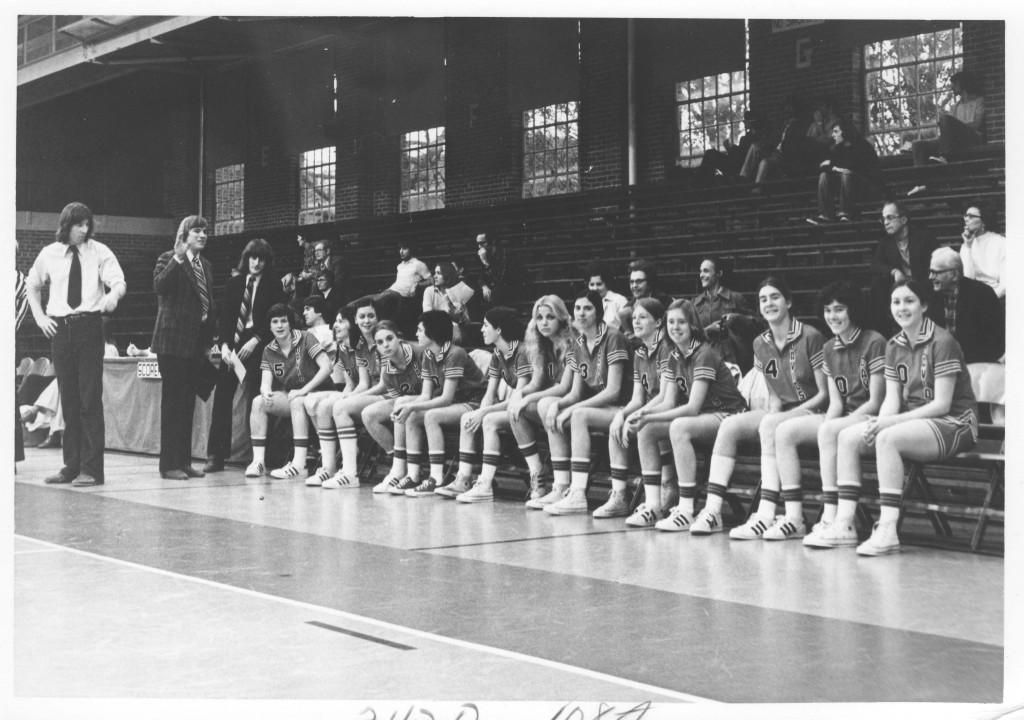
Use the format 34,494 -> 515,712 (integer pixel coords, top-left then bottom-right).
10,446 -> 1011,713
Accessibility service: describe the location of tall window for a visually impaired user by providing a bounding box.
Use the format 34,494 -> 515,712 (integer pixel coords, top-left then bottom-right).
676,70 -> 749,168
865,27 -> 963,155
400,127 -> 445,213
522,102 -> 579,198
298,146 -> 336,225
214,164 -> 244,235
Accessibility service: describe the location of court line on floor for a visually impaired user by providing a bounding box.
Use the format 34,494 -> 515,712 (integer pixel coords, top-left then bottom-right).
410,529 -> 633,551
15,533 -> 718,704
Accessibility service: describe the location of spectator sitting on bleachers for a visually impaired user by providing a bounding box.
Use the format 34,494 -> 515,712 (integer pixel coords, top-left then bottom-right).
848,279 -> 978,556
529,290 -> 631,513
695,110 -> 767,186
476,231 -> 530,312
616,258 -> 674,347
422,260 -> 474,344
245,303 -> 333,480
312,271 -> 343,319
506,295 -> 577,503
312,239 -> 347,302
869,200 -> 940,336
754,101 -> 835,184
691,256 -> 760,373
690,276 -> 828,538
926,247 -> 1004,364
583,259 -> 629,331
959,199 -> 1005,299
280,234 -> 318,299
776,281 -> 887,547
346,242 -> 432,332
807,118 -> 882,224
912,71 -> 985,166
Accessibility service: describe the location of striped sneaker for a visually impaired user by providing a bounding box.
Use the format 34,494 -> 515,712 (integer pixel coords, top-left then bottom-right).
322,471 -> 359,489
306,467 -> 332,487
373,474 -> 401,494
270,462 -> 306,480
624,505 -> 662,528
655,507 -> 695,532
244,461 -> 265,478
763,516 -> 807,541
729,515 -> 772,540
527,469 -> 553,501
689,509 -> 723,535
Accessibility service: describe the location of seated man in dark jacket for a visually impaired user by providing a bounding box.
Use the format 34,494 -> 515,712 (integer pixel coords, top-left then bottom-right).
869,200 -> 941,336
926,247 -> 1004,364
808,118 -> 882,224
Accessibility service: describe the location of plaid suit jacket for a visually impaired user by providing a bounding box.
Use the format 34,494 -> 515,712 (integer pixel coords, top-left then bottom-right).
151,249 -> 216,358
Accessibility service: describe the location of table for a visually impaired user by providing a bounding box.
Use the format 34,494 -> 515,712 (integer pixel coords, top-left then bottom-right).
102,358 -> 251,462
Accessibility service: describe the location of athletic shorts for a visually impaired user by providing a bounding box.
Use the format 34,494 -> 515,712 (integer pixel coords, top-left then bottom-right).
924,410 -> 978,459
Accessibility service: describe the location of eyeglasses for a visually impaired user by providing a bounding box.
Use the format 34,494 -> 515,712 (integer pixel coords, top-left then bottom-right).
928,268 -> 955,277
963,213 -> 982,220
880,214 -> 901,223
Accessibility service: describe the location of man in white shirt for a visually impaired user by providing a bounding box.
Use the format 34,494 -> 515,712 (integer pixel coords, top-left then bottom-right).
25,202 -> 126,487
346,242 -> 432,329
583,260 -> 628,330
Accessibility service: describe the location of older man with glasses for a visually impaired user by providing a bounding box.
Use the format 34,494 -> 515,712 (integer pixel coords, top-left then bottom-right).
868,200 -> 940,336
926,247 -> 1004,364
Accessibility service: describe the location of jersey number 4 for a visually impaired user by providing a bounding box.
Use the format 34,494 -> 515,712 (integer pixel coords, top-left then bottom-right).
763,358 -> 779,379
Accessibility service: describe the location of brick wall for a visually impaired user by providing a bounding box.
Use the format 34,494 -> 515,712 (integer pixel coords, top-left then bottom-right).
580,19 -> 628,190
963,21 -> 1005,143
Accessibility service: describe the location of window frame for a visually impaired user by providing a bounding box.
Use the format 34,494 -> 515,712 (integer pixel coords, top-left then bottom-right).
675,69 -> 749,169
213,163 -> 245,235
521,101 -> 580,199
297,146 -> 337,226
399,126 -> 446,214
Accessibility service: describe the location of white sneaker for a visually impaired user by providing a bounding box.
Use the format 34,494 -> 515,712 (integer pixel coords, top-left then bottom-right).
436,473 -> 473,498
373,474 -> 401,494
244,461 -> 265,478
689,508 -> 723,535
456,481 -> 494,503
804,520 -> 858,548
526,484 -> 568,510
306,467 -> 332,487
729,515 -> 772,540
544,488 -> 589,515
763,516 -> 807,541
270,462 -> 306,480
856,522 -> 901,556
527,469 -> 553,501
624,505 -> 663,528
592,489 -> 630,518
322,471 -> 359,489
655,506 -> 695,532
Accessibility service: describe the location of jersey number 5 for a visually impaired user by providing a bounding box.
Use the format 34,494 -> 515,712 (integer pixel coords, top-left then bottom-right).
272,362 -> 285,377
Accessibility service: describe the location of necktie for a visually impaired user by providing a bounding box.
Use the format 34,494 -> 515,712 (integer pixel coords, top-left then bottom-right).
234,274 -> 256,346
67,246 -> 82,310
193,256 -> 210,320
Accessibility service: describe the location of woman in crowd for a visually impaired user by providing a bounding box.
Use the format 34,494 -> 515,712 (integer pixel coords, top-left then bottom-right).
585,298 -> 672,522
422,260 -> 475,343
361,320 -> 427,492
912,70 -> 986,166
246,303 -> 333,479
807,118 -> 882,224
384,310 -> 487,496
531,290 -> 631,513
621,299 -> 747,531
691,256 -> 760,372
768,282 -> 887,545
689,276 -> 828,537
959,199 -> 1005,299
834,280 -> 977,556
443,307 -> 530,502
506,295 -> 577,503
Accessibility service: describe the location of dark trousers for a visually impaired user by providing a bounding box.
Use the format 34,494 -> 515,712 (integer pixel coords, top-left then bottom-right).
912,114 -> 983,165
51,313 -> 105,480
817,170 -> 878,219
157,354 -> 201,473
206,336 -> 263,461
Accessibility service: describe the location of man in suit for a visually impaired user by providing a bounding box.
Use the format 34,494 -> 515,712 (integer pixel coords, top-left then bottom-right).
152,215 -> 217,480
926,246 -> 1004,364
313,239 -> 347,304
205,237 -> 284,472
869,200 -> 940,336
